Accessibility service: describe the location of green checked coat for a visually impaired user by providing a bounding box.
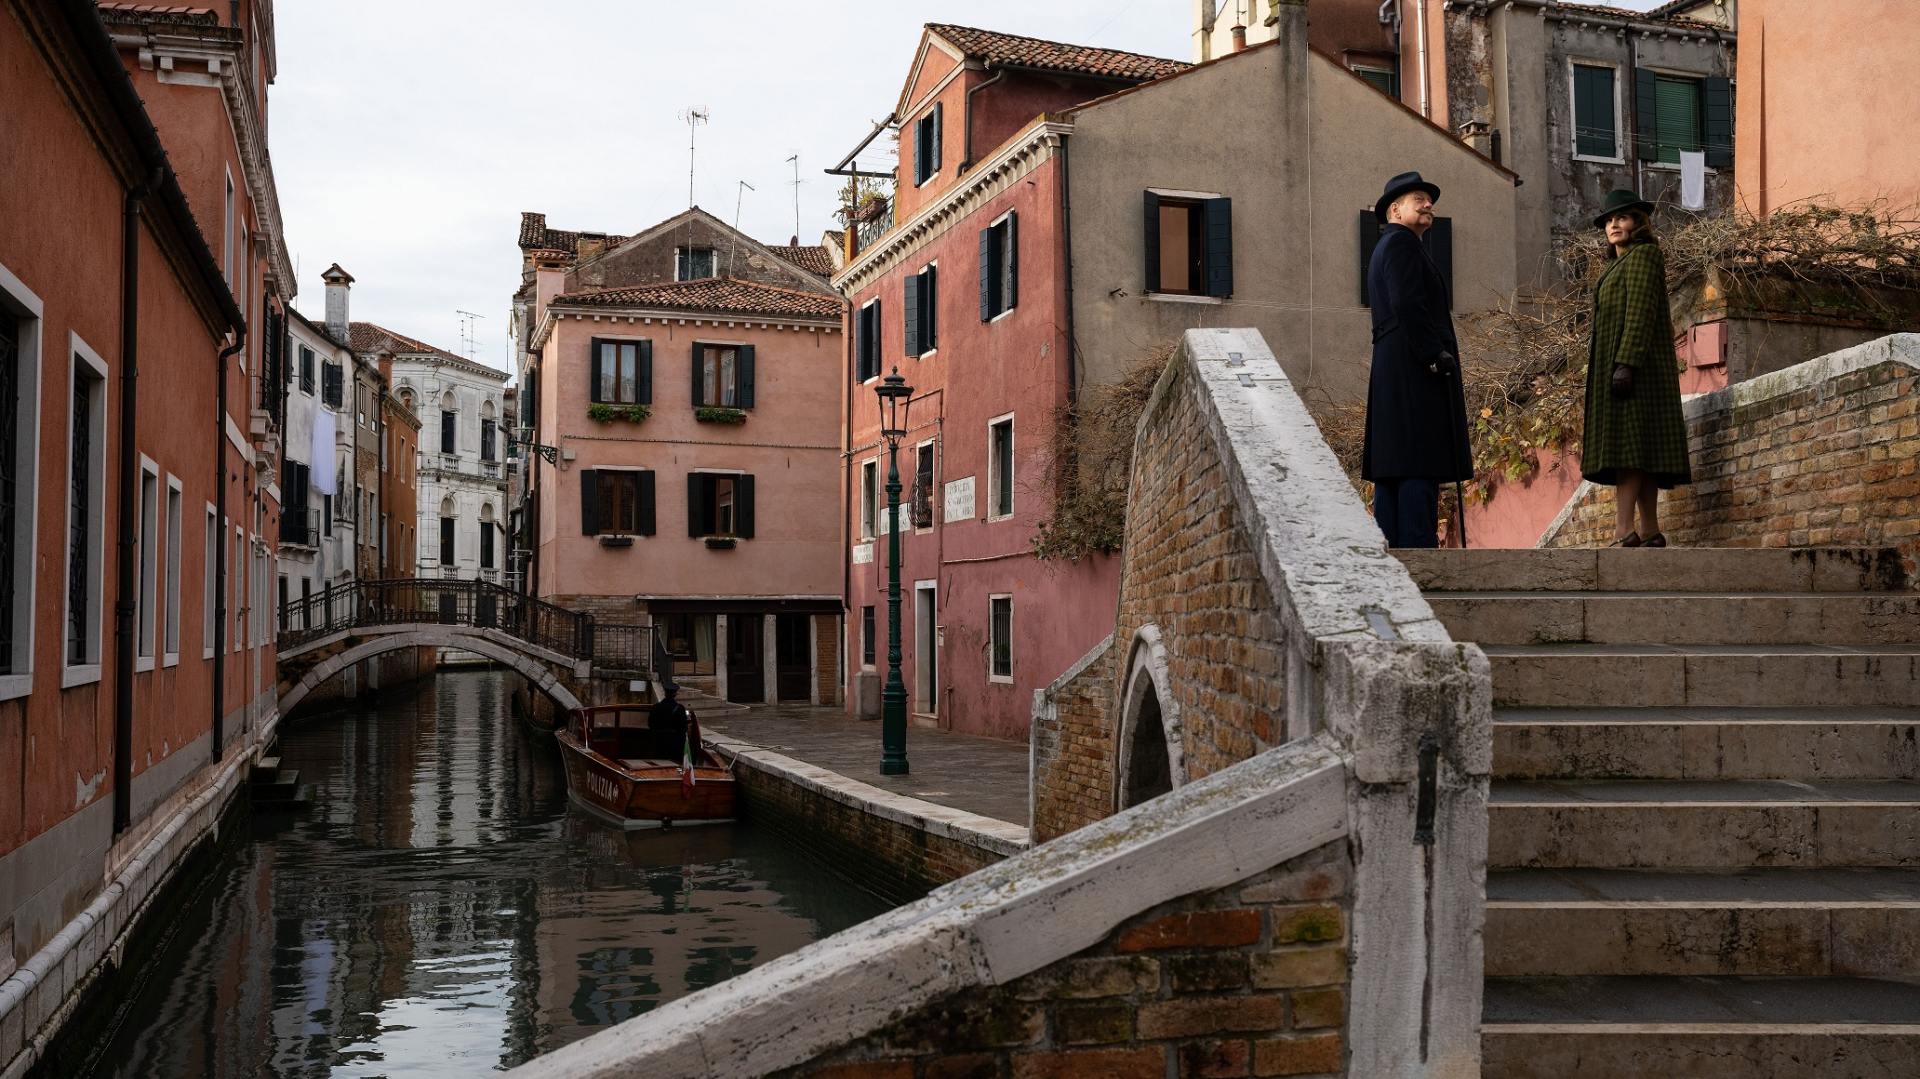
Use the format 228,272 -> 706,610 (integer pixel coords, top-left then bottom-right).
1583,239 -> 1693,488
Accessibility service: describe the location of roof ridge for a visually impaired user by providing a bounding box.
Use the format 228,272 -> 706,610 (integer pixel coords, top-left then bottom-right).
926,22 -> 1186,67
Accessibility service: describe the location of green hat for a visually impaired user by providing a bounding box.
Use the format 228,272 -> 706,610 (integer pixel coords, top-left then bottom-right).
1592,189 -> 1655,228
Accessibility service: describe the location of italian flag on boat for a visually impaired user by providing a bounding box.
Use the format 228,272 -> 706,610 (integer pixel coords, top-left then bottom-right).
682,714 -> 698,794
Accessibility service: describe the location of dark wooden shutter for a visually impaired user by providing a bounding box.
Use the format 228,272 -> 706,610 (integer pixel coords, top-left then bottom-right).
1634,66 -> 1659,161
922,265 -> 936,351
687,473 -> 708,536
638,470 -> 656,535
735,474 -> 755,539
690,341 -> 705,406
931,102 -> 943,173
1143,191 -> 1161,293
579,469 -> 598,534
638,340 -> 653,404
1203,197 -> 1234,298
903,273 -> 921,356
1426,217 -> 1455,310
979,226 -> 994,321
737,345 -> 755,408
1703,76 -> 1733,167
1004,212 -> 1017,312
1358,211 -> 1382,306
589,338 -> 604,403
914,116 -> 930,185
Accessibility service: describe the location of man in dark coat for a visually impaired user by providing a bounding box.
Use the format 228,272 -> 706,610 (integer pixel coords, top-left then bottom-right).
649,681 -> 691,760
1362,171 -> 1473,548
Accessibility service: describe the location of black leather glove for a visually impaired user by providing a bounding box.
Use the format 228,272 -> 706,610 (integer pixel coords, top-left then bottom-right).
1611,364 -> 1635,399
1430,350 -> 1459,377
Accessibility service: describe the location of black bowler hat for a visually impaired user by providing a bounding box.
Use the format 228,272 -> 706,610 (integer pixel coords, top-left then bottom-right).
1375,170 -> 1442,223
1592,188 -> 1655,228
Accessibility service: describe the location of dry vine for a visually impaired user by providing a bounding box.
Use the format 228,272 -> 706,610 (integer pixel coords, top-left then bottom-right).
1031,345 -> 1176,561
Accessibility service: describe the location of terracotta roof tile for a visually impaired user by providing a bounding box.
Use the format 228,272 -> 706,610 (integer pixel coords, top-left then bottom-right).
551,278 -> 844,321
1552,1 -> 1721,25
926,23 -> 1188,82
771,244 -> 835,277
517,211 -> 627,257
349,321 -> 470,367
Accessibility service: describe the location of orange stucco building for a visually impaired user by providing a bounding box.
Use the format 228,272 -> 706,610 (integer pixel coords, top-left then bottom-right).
0,0 -> 287,1065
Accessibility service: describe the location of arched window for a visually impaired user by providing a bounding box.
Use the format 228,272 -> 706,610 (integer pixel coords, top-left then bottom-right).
397,387 -> 414,413
480,399 -> 498,462
439,390 -> 457,454
479,503 -> 496,570
438,496 -> 456,566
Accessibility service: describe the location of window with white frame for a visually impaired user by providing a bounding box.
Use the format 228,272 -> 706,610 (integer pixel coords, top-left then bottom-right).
231,526 -> 242,652
65,337 -> 108,682
0,264 -> 43,697
1571,60 -> 1622,161
904,263 -> 937,356
136,459 -> 158,668
859,459 -> 877,540
203,506 -> 216,658
989,594 -> 1012,682
675,247 -> 716,281
164,478 -> 181,663
987,415 -> 1014,519
912,442 -> 935,529
981,212 -> 1017,321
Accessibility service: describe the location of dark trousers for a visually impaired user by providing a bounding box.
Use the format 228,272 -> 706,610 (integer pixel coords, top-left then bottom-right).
1374,477 -> 1439,548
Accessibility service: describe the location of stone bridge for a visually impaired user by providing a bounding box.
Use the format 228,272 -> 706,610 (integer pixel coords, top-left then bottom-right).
275,579 -> 655,717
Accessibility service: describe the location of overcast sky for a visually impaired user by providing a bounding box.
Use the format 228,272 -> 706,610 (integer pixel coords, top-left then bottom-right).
266,0 -> 1667,375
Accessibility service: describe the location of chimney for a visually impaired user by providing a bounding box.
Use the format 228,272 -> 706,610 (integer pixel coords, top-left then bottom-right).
1231,22 -> 1247,51
576,231 -> 608,261
321,263 -> 354,343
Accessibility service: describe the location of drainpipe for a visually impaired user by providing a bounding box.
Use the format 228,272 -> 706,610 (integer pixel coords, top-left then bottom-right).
213,329 -> 244,762
1060,134 -> 1078,404
962,68 -> 1007,170
1415,0 -> 1430,118
112,167 -> 162,835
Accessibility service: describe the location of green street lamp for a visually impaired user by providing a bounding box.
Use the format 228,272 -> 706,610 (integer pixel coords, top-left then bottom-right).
875,367 -> 914,776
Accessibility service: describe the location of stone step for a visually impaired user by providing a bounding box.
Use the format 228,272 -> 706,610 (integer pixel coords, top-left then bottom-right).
1400,546 -> 1909,594
1486,868 -> 1920,978
250,755 -> 283,783
1482,975 -> 1920,1079
1488,779 -> 1920,869
1484,644 -> 1920,709
1493,708 -> 1920,781
1430,592 -> 1920,646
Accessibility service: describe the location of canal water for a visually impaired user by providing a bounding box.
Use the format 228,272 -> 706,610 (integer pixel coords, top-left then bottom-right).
77,669 -> 891,1078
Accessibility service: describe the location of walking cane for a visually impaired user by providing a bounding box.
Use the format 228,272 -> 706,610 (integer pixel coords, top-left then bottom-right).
1433,352 -> 1471,549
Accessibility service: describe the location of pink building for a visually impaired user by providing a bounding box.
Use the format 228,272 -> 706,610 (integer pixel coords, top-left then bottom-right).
515,210 -> 845,706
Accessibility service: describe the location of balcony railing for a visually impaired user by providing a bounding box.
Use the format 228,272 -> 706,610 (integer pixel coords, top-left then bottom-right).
279,508 -> 322,547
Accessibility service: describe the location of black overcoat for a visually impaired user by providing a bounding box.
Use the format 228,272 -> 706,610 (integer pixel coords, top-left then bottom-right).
1361,224 -> 1473,482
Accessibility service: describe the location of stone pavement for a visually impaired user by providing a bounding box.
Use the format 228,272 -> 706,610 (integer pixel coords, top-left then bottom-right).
699,704 -> 1031,827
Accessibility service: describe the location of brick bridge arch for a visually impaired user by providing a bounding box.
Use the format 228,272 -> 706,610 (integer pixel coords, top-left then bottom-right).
277,625 -> 586,717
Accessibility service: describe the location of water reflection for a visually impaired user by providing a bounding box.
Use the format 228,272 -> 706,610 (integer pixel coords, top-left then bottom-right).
90,670 -> 889,1078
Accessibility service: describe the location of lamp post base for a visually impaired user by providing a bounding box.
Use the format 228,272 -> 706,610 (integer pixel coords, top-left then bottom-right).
880,759 -> 909,776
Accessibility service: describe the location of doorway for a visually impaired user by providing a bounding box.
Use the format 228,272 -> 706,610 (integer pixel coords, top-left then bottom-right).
913,582 -> 937,716
727,615 -> 764,704
775,614 -> 812,702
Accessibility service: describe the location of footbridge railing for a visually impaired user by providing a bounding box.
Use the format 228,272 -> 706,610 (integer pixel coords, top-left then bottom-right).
277,578 -> 607,662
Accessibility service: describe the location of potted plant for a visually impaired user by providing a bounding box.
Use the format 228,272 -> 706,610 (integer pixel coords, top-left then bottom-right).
695,406 -> 747,425
588,403 -> 651,424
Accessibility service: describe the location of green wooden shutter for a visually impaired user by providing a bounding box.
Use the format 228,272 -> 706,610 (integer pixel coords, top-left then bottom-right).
688,473 -> 708,536
903,273 -> 921,356
638,340 -> 653,404
922,265 -> 937,351
735,474 -> 755,539
1634,66 -> 1659,162
690,341 -> 705,406
737,345 -> 755,408
1426,217 -> 1455,311
979,226 -> 994,321
1358,211 -> 1382,306
931,102 -> 943,173
1004,212 -> 1017,312
638,471 -> 656,536
1574,65 -> 1616,158
1143,191 -> 1161,293
589,338 -> 604,403
1655,76 -> 1701,164
1203,197 -> 1234,298
579,469 -> 598,534
914,116 -> 930,185
1703,76 -> 1733,167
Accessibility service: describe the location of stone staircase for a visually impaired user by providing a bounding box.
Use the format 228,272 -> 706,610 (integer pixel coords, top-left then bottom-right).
1400,547 -> 1920,1079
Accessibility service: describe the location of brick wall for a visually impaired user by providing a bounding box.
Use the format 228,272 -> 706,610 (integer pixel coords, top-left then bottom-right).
779,841 -> 1352,1079
548,592 -> 640,623
1031,639 -> 1115,842
1542,338 -> 1920,570
816,613 -> 840,707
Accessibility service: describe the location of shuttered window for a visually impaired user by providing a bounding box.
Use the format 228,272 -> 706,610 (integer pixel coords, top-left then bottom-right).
579,469 -> 656,536
1635,69 -> 1726,165
0,313 -> 15,672
590,338 -> 651,405
440,408 -> 456,454
691,343 -> 754,408
1357,212 -> 1455,311
321,362 -> 343,408
913,102 -> 943,185
439,516 -> 455,565
912,443 -> 934,529
855,300 -> 881,382
904,265 -> 937,356
1143,193 -> 1233,297
1654,75 -> 1702,164
1572,63 -> 1618,158
989,596 -> 1012,680
299,345 -> 314,393
980,213 -> 1017,321
687,472 -> 755,538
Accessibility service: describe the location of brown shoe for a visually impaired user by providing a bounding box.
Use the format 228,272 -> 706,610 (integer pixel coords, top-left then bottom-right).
1608,532 -> 1643,547
1642,533 -> 1668,548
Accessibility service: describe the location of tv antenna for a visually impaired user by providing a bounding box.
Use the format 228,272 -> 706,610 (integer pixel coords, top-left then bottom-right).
729,179 -> 756,276
678,107 -> 709,209
456,309 -> 486,360
786,153 -> 802,241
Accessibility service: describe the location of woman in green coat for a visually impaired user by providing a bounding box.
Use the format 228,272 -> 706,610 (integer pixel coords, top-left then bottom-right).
1583,189 -> 1692,546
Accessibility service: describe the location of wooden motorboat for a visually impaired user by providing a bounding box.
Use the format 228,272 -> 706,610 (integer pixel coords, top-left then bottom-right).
556,705 -> 736,829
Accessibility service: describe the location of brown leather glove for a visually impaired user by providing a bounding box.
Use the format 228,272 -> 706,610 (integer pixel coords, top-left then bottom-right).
1611,363 -> 1635,399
